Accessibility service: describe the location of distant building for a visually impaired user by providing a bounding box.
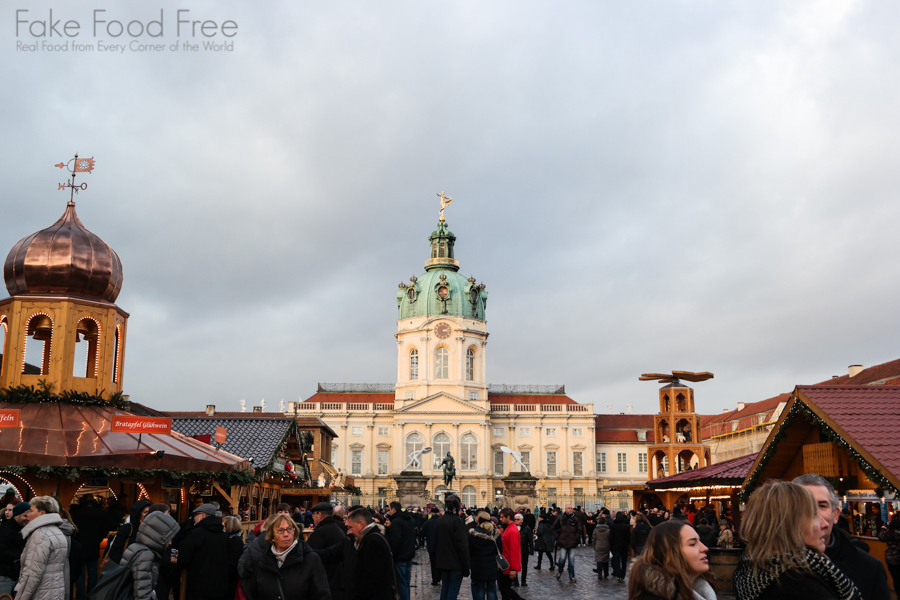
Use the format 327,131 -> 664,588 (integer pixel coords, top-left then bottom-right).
702,394 -> 788,463
595,414 -> 654,510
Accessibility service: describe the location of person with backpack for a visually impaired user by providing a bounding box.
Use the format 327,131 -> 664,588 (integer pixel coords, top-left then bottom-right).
107,501 -> 152,566
120,512 -> 180,600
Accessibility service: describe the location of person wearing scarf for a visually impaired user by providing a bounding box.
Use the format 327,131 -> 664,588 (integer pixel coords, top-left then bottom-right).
733,481 -> 861,600
246,514 -> 329,600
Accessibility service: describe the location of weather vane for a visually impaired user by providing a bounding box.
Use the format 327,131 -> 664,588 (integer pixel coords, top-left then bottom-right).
437,191 -> 452,221
55,153 -> 96,202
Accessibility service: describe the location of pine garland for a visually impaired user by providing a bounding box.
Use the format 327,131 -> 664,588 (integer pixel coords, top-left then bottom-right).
2,464 -> 256,486
0,383 -> 130,409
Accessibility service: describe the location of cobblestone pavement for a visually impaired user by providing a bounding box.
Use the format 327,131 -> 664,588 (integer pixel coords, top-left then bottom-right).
409,546 -> 737,600
409,545 -> 632,600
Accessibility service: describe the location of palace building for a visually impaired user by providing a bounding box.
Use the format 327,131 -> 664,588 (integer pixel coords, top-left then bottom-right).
296,206 -> 595,507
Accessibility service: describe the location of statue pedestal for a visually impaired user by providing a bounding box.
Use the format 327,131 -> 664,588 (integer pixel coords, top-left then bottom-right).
502,472 -> 538,511
395,471 -> 429,507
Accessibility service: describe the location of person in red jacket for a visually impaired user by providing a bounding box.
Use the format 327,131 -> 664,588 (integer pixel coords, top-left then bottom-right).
498,508 -> 525,600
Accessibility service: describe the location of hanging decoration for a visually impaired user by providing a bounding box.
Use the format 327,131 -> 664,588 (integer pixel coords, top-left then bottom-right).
0,384 -> 129,409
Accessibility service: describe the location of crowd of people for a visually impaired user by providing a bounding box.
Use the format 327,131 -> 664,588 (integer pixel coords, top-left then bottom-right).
1,473 -> 899,600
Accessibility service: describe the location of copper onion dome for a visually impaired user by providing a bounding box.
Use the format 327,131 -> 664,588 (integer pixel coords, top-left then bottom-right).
4,201 -> 123,302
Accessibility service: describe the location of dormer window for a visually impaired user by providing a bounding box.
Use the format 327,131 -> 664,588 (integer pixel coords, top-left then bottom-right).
636,430 -> 647,442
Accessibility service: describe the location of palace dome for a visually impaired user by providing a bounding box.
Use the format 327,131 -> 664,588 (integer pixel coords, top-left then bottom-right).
4,201 -> 123,303
396,219 -> 487,320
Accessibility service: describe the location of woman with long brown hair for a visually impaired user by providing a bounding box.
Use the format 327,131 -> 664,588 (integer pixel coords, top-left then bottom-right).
628,520 -> 716,600
733,481 -> 860,600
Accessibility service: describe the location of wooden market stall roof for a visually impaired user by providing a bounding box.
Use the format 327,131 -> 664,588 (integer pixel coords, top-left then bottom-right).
0,401 -> 251,474
647,452 -> 758,490
742,385 -> 900,498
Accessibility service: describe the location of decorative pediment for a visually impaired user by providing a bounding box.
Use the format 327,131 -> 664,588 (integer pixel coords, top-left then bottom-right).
349,442 -> 365,449
395,391 -> 489,415
517,444 -> 534,451
376,442 -> 392,449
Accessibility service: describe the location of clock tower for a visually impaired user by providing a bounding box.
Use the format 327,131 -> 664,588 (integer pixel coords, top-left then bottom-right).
394,208 -> 488,410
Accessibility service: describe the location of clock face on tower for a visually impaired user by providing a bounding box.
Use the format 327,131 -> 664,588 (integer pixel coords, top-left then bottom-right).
434,322 -> 451,339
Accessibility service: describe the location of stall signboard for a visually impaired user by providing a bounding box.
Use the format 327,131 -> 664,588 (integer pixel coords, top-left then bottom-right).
272,459 -> 286,472
215,427 -> 227,444
111,416 -> 172,434
0,409 -> 21,428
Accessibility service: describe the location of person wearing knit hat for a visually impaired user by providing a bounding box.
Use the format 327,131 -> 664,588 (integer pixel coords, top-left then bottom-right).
0,502 -> 31,594
468,511 -> 502,600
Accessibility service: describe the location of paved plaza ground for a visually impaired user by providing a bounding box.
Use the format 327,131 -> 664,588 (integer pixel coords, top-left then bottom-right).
408,545 -> 737,600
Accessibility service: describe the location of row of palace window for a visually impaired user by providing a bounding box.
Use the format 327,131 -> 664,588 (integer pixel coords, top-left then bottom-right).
595,451 -> 649,474
0,315 -> 122,382
409,348 -> 475,380
339,443 -> 594,478
492,427 -> 584,438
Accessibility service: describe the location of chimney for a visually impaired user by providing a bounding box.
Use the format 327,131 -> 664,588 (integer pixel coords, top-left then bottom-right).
205,405 -> 215,416
722,408 -> 729,413
737,402 -> 745,411
848,365 -> 864,378
253,406 -> 262,413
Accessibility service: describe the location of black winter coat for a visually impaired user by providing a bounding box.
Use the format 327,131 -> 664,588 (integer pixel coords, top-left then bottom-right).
552,513 -> 581,549
630,521 -> 651,555
518,524 -> 533,556
827,526 -> 890,600
72,504 -> 107,561
435,513 -> 470,572
178,516 -> 230,599
422,516 -> 438,553
387,511 -> 416,562
467,526 -> 502,582
695,524 -> 717,549
534,519 -> 554,552
226,532 -> 244,600
108,501 -> 152,564
248,541 -> 330,600
0,517 -> 26,579
306,518 -> 347,600
609,516 -> 631,553
347,525 -> 395,600
736,568 -> 839,600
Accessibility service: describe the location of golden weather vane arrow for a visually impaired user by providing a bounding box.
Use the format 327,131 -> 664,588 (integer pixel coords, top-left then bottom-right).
55,153 -> 95,202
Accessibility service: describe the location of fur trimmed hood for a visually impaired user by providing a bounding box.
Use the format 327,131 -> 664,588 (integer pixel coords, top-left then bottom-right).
468,526 -> 500,541
637,566 -> 716,600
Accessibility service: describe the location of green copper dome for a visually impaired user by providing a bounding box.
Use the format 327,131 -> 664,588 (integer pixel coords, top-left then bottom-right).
396,220 -> 487,320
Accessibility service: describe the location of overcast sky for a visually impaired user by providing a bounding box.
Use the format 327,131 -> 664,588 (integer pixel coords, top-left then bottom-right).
2,0 -> 898,416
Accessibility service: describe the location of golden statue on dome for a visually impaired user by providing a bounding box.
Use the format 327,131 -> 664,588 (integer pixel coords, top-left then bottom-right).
437,191 -> 452,221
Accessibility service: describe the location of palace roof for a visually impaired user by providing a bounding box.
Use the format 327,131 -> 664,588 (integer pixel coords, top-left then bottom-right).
815,358 -> 900,386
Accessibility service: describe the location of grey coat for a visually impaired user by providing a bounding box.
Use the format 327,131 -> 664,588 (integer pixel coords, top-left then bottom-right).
593,523 -> 610,563
15,513 -> 75,600
120,512 -> 180,600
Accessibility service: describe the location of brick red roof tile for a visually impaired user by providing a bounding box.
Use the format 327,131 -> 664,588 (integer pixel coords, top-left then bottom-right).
648,452 -> 758,489
796,385 -> 900,480
702,394 -> 789,438
595,414 -> 656,443
814,358 -> 900,386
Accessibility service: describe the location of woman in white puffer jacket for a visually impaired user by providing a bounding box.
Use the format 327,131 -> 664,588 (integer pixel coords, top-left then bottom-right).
15,496 -> 75,600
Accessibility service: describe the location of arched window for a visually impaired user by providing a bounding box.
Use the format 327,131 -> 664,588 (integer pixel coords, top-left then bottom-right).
405,432 -> 424,466
435,347 -> 449,379
0,318 -> 7,376
465,349 -> 474,381
24,313 -> 53,375
112,325 -> 122,383
409,349 -> 418,380
432,432 -> 451,469
72,317 -> 100,378
461,485 -> 477,508
460,433 -> 477,471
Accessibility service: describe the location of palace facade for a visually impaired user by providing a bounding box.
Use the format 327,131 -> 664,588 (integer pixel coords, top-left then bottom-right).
295,211 -> 595,507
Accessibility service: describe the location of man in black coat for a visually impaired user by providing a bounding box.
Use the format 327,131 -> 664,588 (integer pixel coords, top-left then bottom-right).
435,495 -> 470,600
72,495 -> 106,596
386,502 -> 416,600
108,500 -> 151,564
0,502 -> 30,596
421,510 -> 440,585
796,475 -> 891,600
346,508 -> 395,600
608,511 -> 631,582
307,502 -> 347,600
178,504 -> 231,600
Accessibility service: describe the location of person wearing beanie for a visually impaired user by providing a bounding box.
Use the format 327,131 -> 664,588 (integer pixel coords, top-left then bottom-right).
0,502 -> 31,594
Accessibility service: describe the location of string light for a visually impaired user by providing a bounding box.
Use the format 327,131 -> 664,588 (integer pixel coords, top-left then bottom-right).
0,471 -> 35,497
137,483 -> 150,501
